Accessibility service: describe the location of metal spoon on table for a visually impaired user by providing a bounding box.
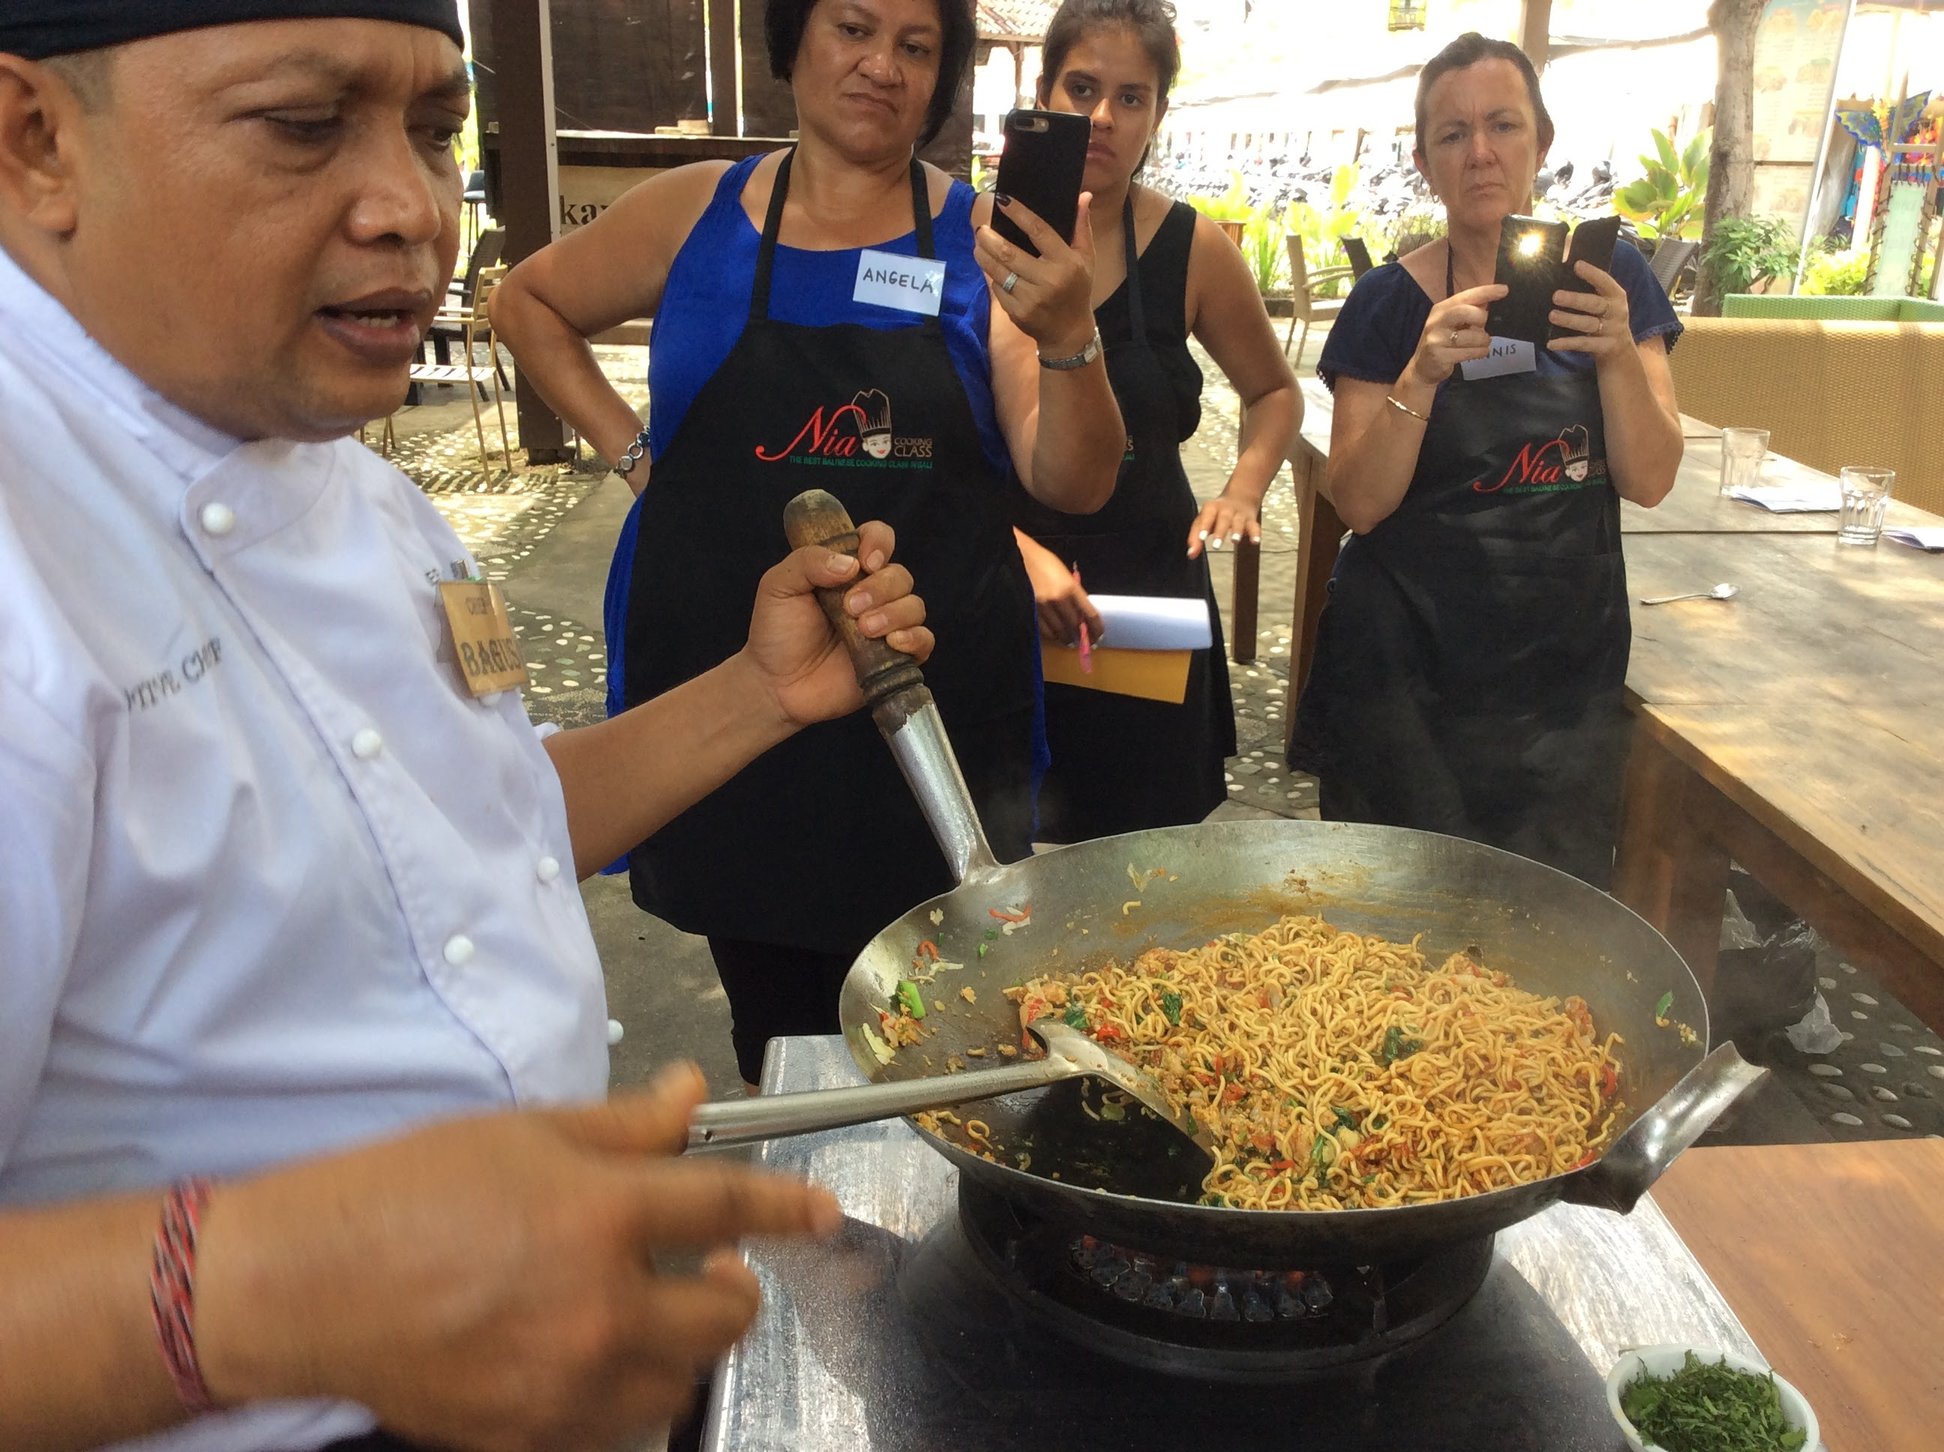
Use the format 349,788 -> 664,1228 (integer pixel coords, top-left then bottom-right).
686,1017 -> 1214,1166
1639,583 -> 1738,606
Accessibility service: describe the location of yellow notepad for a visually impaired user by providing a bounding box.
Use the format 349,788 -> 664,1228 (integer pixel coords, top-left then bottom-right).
1042,645 -> 1192,704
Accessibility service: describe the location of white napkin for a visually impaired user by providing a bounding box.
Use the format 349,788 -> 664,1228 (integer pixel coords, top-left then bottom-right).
1884,526 -> 1944,553
1727,479 -> 1842,513
1086,595 -> 1214,651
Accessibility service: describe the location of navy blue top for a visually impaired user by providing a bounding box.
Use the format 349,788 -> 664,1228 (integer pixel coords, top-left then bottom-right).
646,155 -> 1010,476
1318,237 -> 1681,392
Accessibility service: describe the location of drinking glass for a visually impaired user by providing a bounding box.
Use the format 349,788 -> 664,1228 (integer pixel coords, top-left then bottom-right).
1719,427 -> 1769,496
1837,466 -> 1895,546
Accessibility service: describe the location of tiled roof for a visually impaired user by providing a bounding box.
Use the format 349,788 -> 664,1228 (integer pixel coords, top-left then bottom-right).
976,1 -> 1061,40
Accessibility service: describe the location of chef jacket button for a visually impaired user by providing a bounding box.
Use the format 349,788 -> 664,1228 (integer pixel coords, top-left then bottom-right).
351,728 -> 385,760
199,502 -> 236,537
607,1019 -> 626,1046
442,934 -> 476,967
536,855 -> 561,884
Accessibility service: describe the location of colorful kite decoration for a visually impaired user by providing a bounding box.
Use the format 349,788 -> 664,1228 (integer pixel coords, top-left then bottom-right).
1837,92 -> 1937,185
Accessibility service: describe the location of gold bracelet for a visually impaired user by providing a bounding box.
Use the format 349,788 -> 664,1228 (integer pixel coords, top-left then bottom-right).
1386,395 -> 1431,424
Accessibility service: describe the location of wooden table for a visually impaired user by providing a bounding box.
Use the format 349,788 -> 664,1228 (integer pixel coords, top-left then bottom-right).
1622,443 -> 1939,536
1617,529 -> 1944,1026
1652,1138 -> 1944,1452
1284,384 -> 1939,718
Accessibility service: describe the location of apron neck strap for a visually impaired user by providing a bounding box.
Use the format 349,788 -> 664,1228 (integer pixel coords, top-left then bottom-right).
750,149 -> 934,324
1122,191 -> 1145,338
909,157 -> 936,261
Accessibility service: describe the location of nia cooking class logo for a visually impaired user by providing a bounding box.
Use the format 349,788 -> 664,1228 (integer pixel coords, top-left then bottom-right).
1472,424 -> 1606,494
753,389 -> 934,469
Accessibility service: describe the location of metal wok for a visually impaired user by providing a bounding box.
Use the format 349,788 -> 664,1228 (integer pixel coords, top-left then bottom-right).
785,491 -> 1763,1269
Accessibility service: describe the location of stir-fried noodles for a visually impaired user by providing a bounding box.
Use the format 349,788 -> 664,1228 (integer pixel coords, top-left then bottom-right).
1009,913 -> 1624,1211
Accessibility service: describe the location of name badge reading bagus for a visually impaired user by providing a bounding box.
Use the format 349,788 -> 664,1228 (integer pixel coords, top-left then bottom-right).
854,249 -> 946,317
438,580 -> 530,697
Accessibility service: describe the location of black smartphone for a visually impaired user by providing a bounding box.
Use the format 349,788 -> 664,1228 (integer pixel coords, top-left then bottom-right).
1485,214 -> 1567,346
1560,214 -> 1624,292
992,108 -> 1091,257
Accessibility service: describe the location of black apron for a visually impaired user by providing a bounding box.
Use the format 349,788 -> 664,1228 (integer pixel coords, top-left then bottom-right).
623,152 -> 1039,951
1010,198 -> 1234,842
1291,294 -> 1630,887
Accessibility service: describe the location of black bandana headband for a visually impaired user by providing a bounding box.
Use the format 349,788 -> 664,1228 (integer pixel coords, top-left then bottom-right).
2,1 -> 464,59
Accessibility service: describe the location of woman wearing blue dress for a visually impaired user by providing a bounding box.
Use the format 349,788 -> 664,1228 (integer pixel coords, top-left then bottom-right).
494,0 -> 1124,1085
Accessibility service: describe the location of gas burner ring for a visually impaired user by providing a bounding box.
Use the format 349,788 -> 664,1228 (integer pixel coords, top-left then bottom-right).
951,1179 -> 1494,1382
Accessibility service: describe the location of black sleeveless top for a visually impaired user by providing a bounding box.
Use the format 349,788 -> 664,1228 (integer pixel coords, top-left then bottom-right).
1097,199 -> 1204,442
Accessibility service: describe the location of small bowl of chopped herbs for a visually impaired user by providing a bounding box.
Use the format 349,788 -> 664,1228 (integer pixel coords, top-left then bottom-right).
1606,1345 -> 1818,1452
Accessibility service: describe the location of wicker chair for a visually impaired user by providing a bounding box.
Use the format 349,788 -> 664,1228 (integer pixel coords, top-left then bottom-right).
1284,235 -> 1355,365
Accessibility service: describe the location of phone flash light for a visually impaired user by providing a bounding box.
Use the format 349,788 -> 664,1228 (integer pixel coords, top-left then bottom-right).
1517,231 -> 1545,257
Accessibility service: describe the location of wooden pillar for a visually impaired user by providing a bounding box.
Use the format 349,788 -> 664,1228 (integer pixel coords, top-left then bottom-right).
1518,0 -> 1552,70
708,0 -> 740,136
489,0 -> 570,463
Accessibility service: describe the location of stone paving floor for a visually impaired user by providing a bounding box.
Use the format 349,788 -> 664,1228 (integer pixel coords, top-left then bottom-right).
383,341 -> 1942,1147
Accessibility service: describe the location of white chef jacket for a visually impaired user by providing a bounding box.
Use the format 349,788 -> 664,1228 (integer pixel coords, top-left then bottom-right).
0,244 -> 609,1452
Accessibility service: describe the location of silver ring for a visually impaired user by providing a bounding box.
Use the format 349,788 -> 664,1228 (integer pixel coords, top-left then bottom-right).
1449,328 -> 1460,348
1002,271 -> 1019,295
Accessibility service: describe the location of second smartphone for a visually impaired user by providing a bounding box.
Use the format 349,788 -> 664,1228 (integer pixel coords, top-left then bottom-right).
992,108 -> 1092,257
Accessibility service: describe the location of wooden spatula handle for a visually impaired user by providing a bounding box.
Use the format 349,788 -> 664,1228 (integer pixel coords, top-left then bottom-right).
783,489 -> 933,732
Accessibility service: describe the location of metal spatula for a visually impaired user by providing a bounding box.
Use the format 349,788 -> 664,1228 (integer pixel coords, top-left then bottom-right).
687,1017 -> 1213,1165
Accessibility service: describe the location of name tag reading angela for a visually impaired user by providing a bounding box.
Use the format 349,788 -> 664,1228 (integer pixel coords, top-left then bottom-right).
437,580 -> 530,697
1460,336 -> 1540,381
853,249 -> 946,317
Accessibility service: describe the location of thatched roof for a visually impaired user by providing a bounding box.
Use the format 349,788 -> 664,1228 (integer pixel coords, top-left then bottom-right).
976,1 -> 1060,42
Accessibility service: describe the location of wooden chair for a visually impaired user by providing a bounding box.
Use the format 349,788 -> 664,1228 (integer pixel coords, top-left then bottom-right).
1284,235 -> 1355,365
407,263 -> 513,484
426,227 -> 505,372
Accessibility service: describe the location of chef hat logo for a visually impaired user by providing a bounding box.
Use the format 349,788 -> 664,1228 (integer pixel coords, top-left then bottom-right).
1559,424 -> 1591,463
847,388 -> 886,439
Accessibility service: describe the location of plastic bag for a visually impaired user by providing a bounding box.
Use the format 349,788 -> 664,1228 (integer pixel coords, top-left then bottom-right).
1784,991 -> 1843,1055
1712,897 -> 1822,1051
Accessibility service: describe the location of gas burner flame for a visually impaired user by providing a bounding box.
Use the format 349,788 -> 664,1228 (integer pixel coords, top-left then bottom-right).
1069,1236 -> 1335,1323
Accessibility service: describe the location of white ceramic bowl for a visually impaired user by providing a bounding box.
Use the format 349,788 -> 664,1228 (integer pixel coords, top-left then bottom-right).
1606,1345 -> 1819,1452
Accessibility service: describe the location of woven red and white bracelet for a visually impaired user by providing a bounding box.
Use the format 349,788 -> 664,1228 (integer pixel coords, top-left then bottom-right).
149,1177 -> 217,1413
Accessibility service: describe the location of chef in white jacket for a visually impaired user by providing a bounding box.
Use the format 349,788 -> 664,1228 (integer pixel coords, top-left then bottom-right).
0,5 -> 933,1451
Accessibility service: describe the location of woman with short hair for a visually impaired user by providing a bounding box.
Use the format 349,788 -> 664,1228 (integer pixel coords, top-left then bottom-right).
1290,31 -> 1684,887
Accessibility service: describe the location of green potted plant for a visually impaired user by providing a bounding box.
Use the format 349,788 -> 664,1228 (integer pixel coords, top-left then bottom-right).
1281,164 -> 1367,299
1188,170 -> 1255,248
1702,215 -> 1804,296
1615,127 -> 1710,242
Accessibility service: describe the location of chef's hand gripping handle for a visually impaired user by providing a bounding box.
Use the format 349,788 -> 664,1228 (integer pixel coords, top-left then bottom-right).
1563,1043 -> 1767,1214
783,488 -> 934,737
781,489 -> 1000,883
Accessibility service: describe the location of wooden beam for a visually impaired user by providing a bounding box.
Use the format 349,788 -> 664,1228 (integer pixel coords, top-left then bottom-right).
488,0 -> 569,463
707,0 -> 739,136
1518,0 -> 1552,70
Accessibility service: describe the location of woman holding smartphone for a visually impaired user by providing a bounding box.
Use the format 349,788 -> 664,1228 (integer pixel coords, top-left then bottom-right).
491,0 -> 1123,1087
1289,31 -> 1684,887
1013,0 -> 1300,843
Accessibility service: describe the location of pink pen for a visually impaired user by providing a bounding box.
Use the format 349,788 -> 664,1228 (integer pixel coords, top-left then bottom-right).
1073,563 -> 1093,674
